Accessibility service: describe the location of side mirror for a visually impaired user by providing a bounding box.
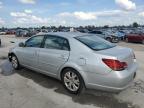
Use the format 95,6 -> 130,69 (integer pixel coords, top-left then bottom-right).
19,42 -> 25,47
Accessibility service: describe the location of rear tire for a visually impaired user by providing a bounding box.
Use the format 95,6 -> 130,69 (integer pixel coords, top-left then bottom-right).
11,55 -> 20,70
61,68 -> 85,94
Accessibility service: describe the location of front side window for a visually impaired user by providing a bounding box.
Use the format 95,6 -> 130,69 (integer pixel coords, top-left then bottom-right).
44,36 -> 70,51
25,36 -> 44,48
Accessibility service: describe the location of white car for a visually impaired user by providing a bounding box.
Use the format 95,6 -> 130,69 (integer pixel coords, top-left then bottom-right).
8,32 -> 138,94
0,32 -> 6,35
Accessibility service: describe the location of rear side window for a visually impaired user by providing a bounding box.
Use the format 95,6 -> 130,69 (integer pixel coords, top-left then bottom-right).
44,36 -> 70,51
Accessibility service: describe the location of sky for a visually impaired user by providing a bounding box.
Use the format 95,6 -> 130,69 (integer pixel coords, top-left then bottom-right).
0,0 -> 144,27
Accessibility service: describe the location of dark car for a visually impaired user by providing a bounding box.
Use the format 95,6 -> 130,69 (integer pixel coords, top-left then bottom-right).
16,30 -> 29,37
16,30 -> 36,37
89,30 -> 119,43
126,33 -> 144,44
6,30 -> 16,35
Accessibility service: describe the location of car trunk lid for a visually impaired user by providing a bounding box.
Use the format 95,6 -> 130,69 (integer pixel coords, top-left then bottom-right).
95,46 -> 134,68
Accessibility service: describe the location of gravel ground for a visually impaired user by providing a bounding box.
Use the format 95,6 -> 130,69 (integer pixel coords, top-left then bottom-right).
0,35 -> 144,108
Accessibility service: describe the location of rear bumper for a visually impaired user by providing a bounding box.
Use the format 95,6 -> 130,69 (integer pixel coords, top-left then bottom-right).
86,80 -> 134,92
85,62 -> 138,92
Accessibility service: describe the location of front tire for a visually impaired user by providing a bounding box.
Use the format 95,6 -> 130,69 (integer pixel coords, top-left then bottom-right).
61,68 -> 85,94
11,55 -> 20,70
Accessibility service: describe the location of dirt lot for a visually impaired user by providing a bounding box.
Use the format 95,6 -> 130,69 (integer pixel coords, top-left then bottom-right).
0,35 -> 144,108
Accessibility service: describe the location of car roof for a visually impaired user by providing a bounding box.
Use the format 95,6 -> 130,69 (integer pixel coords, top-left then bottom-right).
37,32 -> 89,39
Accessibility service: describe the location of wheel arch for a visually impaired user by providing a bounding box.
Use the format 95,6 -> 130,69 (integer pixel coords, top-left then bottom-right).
106,36 -> 112,39
58,64 -> 88,86
105,37 -> 112,41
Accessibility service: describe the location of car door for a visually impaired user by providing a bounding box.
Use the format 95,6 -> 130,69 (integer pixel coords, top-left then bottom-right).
38,35 -> 70,76
16,35 -> 44,69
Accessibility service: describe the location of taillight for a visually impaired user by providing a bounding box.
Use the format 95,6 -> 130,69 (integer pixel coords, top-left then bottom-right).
102,58 -> 127,71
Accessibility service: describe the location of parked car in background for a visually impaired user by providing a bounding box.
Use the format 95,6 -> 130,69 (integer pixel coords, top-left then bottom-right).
0,31 -> 6,35
16,29 -> 36,37
8,32 -> 137,94
16,30 -> 29,37
126,33 -> 144,44
77,28 -> 89,33
6,30 -> 16,35
113,31 -> 126,40
89,30 -> 119,43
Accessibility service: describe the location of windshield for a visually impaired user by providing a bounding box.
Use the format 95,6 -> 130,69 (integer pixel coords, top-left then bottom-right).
75,35 -> 116,51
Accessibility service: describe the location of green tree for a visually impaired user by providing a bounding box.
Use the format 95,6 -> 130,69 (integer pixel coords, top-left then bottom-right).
104,25 -> 109,28
41,26 -> 46,29
133,22 -> 139,28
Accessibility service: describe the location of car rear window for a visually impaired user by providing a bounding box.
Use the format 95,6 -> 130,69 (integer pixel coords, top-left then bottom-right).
75,35 -> 116,51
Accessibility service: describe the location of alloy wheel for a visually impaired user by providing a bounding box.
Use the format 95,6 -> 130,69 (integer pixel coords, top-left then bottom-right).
64,71 -> 80,92
11,56 -> 18,69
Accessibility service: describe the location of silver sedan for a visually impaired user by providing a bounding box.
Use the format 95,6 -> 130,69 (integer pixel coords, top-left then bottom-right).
8,32 -> 138,94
